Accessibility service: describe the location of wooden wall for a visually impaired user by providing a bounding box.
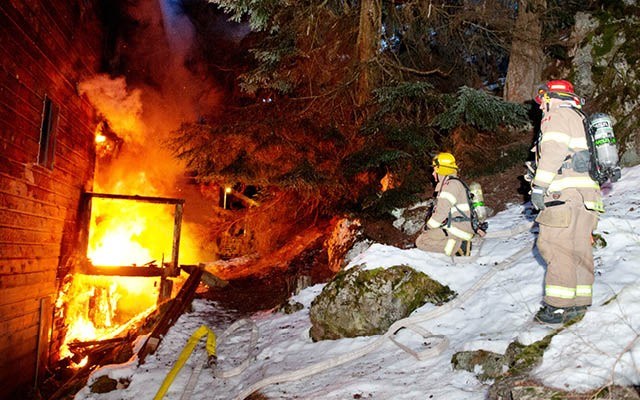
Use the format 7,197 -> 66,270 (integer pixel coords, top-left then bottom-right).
0,0 -> 103,397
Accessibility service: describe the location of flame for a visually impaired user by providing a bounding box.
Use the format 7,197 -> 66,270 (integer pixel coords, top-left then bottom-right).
59,274 -> 159,362
60,193 -> 187,362
87,198 -> 173,266
59,72 -> 213,366
76,357 -> 89,368
60,182 -> 204,364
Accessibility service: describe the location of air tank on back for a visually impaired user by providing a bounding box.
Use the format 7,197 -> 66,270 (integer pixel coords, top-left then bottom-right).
469,182 -> 487,222
589,113 -> 621,182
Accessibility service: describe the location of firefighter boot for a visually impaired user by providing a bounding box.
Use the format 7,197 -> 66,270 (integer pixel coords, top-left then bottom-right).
565,305 -> 588,322
455,241 -> 472,257
534,303 -> 570,324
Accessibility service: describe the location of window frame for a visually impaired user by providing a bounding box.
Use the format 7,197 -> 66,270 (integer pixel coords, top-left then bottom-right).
37,94 -> 59,169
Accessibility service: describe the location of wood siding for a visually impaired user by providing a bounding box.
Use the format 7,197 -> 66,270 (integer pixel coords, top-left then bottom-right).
0,0 -> 103,397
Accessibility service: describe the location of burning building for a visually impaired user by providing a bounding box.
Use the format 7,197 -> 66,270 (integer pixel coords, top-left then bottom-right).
0,0 -> 219,397
0,1 -> 106,397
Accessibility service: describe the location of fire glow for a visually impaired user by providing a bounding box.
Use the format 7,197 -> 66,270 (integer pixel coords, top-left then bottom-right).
59,70 -> 212,366
58,275 -> 158,361
58,196 -> 176,363
87,198 -> 175,267
59,173 -> 185,364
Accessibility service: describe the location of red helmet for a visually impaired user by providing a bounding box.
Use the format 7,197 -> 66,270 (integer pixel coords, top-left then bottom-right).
545,80 -> 575,93
535,79 -> 576,104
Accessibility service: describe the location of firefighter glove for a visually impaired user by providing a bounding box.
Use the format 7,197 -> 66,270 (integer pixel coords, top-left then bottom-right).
531,185 -> 546,210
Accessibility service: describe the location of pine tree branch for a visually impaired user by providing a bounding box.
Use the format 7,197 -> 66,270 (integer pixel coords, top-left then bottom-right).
376,57 -> 453,77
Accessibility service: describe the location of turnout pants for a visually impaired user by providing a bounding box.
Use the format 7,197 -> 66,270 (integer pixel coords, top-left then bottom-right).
536,190 -> 599,308
416,228 -> 463,256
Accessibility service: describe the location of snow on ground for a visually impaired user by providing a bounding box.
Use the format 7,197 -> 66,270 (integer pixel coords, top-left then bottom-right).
75,166 -> 640,400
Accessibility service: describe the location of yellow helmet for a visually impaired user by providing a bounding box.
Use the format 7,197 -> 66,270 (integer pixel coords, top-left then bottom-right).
432,152 -> 458,176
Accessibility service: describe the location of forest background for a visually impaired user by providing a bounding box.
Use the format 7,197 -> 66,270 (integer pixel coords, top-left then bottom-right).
110,0 -> 640,269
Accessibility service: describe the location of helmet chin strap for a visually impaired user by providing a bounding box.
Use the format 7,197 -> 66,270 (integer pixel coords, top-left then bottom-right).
543,92 -> 551,112
545,95 -> 582,113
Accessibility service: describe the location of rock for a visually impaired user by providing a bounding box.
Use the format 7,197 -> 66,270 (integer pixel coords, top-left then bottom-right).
499,383 -> 640,400
325,218 -> 362,272
278,300 -> 304,314
393,203 -> 432,236
451,350 -> 508,381
308,265 -> 455,341
568,9 -> 640,167
483,334 -> 640,400
90,376 -> 118,393
592,232 -> 607,249
510,385 -> 570,400
361,217 -> 415,248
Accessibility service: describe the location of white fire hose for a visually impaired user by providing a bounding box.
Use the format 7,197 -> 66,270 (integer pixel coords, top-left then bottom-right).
452,219 -> 535,264
179,220 -> 536,400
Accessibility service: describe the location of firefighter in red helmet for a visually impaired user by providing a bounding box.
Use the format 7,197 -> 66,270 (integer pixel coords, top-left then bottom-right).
530,79 -> 604,324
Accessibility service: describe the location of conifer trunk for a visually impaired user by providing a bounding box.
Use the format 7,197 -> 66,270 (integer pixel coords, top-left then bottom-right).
356,0 -> 381,106
504,0 -> 546,102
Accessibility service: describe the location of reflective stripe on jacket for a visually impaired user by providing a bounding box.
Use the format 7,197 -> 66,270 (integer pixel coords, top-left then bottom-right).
533,103 -> 604,212
426,176 -> 474,241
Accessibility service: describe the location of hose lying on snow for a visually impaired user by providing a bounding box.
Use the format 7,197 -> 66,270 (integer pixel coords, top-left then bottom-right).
229,221 -> 536,400
452,220 -> 535,264
178,318 -> 259,400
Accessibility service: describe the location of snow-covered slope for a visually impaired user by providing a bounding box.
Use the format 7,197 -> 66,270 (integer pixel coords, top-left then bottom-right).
75,166 -> 640,400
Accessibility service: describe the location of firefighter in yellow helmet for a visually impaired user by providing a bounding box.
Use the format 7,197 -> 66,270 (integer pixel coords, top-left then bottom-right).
415,152 -> 476,256
531,79 -> 604,324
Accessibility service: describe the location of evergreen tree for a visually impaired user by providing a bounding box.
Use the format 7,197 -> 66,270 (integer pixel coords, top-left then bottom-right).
172,1 -> 534,218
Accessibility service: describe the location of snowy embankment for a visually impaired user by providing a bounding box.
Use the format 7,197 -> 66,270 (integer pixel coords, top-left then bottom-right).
76,166 -> 640,400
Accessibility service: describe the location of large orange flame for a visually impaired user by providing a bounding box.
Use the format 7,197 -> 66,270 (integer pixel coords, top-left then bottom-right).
57,274 -> 159,360
59,192 -> 182,363
60,73 -> 213,365
87,198 -> 174,267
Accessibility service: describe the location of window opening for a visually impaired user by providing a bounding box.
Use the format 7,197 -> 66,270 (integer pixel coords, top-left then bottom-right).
38,95 -> 59,169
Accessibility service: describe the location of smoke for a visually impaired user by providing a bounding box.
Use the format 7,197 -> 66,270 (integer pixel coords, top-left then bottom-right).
82,0 -> 223,186
78,0 -> 223,263
78,75 -> 144,144
158,0 -> 194,59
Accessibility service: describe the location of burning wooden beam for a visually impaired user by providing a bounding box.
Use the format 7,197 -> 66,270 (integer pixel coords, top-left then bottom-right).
79,191 -> 186,304
66,336 -> 131,362
82,265 -> 166,277
137,266 -> 204,364
84,192 -> 186,205
47,338 -> 135,400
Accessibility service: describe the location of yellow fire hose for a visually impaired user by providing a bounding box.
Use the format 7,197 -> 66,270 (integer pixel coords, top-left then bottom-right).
153,221 -> 535,400
153,325 -> 216,400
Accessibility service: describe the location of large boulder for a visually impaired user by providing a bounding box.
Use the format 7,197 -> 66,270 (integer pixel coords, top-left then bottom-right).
309,265 -> 455,341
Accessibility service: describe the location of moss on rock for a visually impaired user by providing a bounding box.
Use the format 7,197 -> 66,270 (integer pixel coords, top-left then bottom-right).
309,265 -> 455,341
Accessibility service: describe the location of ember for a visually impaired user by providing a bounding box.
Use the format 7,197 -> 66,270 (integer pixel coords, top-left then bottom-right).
58,274 -> 158,364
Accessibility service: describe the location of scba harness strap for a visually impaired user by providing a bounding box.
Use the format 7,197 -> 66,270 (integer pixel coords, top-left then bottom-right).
443,176 -> 487,235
